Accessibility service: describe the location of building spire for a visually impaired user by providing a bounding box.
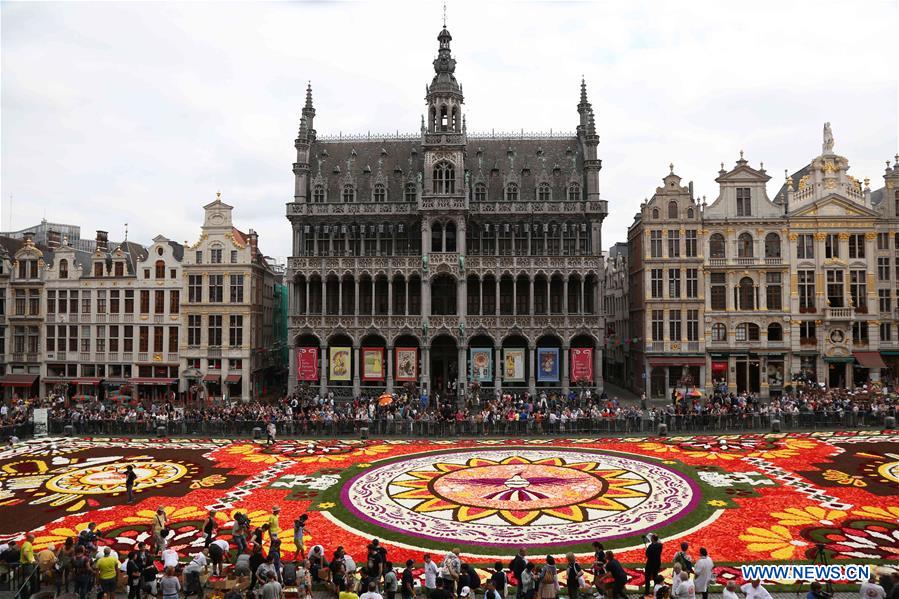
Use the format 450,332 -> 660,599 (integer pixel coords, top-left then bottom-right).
580,76 -> 588,105
304,82 -> 315,114
443,1 -> 447,27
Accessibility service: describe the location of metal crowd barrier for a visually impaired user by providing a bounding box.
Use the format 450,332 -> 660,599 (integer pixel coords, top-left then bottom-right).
39,409 -> 895,439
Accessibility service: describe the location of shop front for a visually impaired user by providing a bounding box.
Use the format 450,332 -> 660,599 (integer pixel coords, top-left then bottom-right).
852,351 -> 886,385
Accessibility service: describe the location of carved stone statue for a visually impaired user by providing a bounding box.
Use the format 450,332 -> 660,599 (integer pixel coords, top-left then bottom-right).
422,317 -> 429,337
823,122 -> 834,154
464,171 -> 470,187
416,171 -> 422,185
458,254 -> 465,272
422,254 -> 429,273
459,321 -> 465,338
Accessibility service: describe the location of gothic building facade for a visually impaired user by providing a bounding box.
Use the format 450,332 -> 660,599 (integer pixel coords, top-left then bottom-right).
286,25 -> 608,399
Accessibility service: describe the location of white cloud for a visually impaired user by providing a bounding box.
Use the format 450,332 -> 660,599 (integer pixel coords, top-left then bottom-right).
2,0 -> 897,258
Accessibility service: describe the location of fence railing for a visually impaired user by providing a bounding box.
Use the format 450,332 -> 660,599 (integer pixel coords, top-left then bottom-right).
39,409 -> 895,438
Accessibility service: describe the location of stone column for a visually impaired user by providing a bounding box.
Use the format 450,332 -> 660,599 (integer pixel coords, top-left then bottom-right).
457,345 -> 466,404
388,279 -> 394,317
319,343 -> 328,395
494,347 -> 502,392
304,280 -> 310,315
561,345 -> 570,396
288,346 -> 297,393
352,345 -> 360,396
338,280 -> 344,316
528,343 -> 536,396
386,345 -> 394,392
594,344 -> 603,392
479,277 -> 484,315
495,280 -> 500,316
321,278 -> 326,320
528,276 -> 534,317
563,274 -> 569,317
420,345 -> 430,395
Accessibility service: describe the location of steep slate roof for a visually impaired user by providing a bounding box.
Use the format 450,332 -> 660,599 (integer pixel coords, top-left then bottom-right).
310,135 -> 584,203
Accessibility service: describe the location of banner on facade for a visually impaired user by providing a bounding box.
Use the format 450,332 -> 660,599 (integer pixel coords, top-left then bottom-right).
503,348 -> 526,382
296,347 -> 319,381
570,348 -> 594,383
329,347 -> 352,381
469,347 -> 493,382
362,347 -> 385,381
536,347 -> 560,382
394,347 -> 418,382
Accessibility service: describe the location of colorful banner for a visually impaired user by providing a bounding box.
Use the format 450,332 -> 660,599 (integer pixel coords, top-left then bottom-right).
503,348 -> 526,382
469,347 -> 493,382
362,347 -> 385,382
570,348 -> 594,383
296,347 -> 319,381
394,347 -> 418,382
329,347 -> 352,381
536,347 -> 560,382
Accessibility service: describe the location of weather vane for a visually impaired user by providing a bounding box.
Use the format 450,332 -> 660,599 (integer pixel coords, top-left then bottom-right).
443,2 -> 447,27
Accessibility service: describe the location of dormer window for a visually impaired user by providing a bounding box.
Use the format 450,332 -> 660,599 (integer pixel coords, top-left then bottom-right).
537,183 -> 552,202
505,183 -> 519,202
373,184 -> 386,203
736,187 -> 751,216
667,201 -> 678,219
343,184 -> 356,203
114,262 -> 124,277
155,260 -> 165,278
196,250 -> 203,264
94,262 -> 104,277
474,183 -> 486,202
210,247 -> 223,264
313,185 -> 325,203
59,259 -> 68,279
567,184 -> 580,202
433,162 -> 455,194
404,183 -> 417,203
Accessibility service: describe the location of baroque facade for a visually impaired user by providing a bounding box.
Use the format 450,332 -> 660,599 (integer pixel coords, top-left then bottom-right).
602,243 -> 629,388
286,24 -> 608,399
628,126 -> 899,399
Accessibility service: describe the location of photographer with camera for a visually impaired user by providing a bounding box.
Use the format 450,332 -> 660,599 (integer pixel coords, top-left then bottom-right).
643,534 -> 663,597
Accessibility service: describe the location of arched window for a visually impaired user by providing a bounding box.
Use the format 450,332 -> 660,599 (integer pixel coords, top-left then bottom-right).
505,183 -> 519,202
738,232 -> 754,257
709,233 -> 726,258
537,183 -> 552,202
568,184 -> 580,202
429,107 -> 437,131
445,222 -> 457,252
474,183 -> 487,202
155,260 -> 165,279
652,208 -> 660,219
404,183 -> 417,203
765,233 -> 781,258
712,323 -> 727,341
736,322 -> 760,342
433,162 -> 455,194
431,222 -> 443,252
768,322 -> 783,341
313,185 -> 325,203
687,208 -> 694,219
373,184 -> 386,203
667,201 -> 678,219
440,105 -> 448,131
342,184 -> 356,203
739,277 -> 755,310
59,259 -> 68,279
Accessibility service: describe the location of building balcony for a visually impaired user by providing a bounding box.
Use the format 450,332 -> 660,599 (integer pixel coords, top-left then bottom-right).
167,353 -> 179,362
735,257 -> 757,265
137,352 -> 149,362
288,312 -> 602,333
764,257 -> 783,265
826,306 -> 854,320
469,199 -> 607,216
709,257 -> 726,267
286,201 -> 416,218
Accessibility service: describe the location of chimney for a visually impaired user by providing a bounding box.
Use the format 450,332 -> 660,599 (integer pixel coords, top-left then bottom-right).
96,230 -> 109,252
247,229 -> 259,256
22,231 -> 35,245
47,230 -> 61,249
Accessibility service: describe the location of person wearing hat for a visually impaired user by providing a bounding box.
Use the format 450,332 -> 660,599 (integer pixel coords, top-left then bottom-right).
152,507 -> 168,553
460,587 -> 472,599
268,506 -> 281,540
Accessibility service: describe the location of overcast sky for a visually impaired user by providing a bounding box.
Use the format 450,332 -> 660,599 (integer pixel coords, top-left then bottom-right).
2,0 -> 897,260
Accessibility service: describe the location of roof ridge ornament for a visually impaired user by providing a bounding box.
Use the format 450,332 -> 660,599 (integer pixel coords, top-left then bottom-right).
823,122 -> 834,155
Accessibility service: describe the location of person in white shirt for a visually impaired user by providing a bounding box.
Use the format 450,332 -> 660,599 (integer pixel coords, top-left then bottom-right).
162,548 -> 179,570
675,571 -> 695,599
671,564 -> 683,598
692,548 -> 714,599
360,581 -> 385,599
860,576 -> 886,599
722,581 -> 740,599
741,580 -> 773,599
423,553 -> 439,594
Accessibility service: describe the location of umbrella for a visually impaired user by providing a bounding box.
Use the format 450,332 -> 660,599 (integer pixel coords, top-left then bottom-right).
378,393 -> 393,406
687,388 -> 703,398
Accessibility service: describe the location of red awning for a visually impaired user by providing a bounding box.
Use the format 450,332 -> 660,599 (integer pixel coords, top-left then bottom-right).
202,374 -> 221,383
129,378 -> 176,385
224,374 -> 242,384
74,378 -> 101,386
855,352 -> 887,369
647,356 -> 706,367
0,374 -> 38,387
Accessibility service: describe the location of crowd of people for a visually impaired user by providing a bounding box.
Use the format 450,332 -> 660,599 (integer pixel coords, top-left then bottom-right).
1,378 -> 895,441
3,510 -> 898,599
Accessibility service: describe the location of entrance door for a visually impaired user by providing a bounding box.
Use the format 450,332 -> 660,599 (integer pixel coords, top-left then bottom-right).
828,363 -> 845,388
429,335 -> 458,399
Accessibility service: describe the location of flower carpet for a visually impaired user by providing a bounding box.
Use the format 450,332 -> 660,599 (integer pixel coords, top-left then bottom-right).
0,431 -> 896,585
